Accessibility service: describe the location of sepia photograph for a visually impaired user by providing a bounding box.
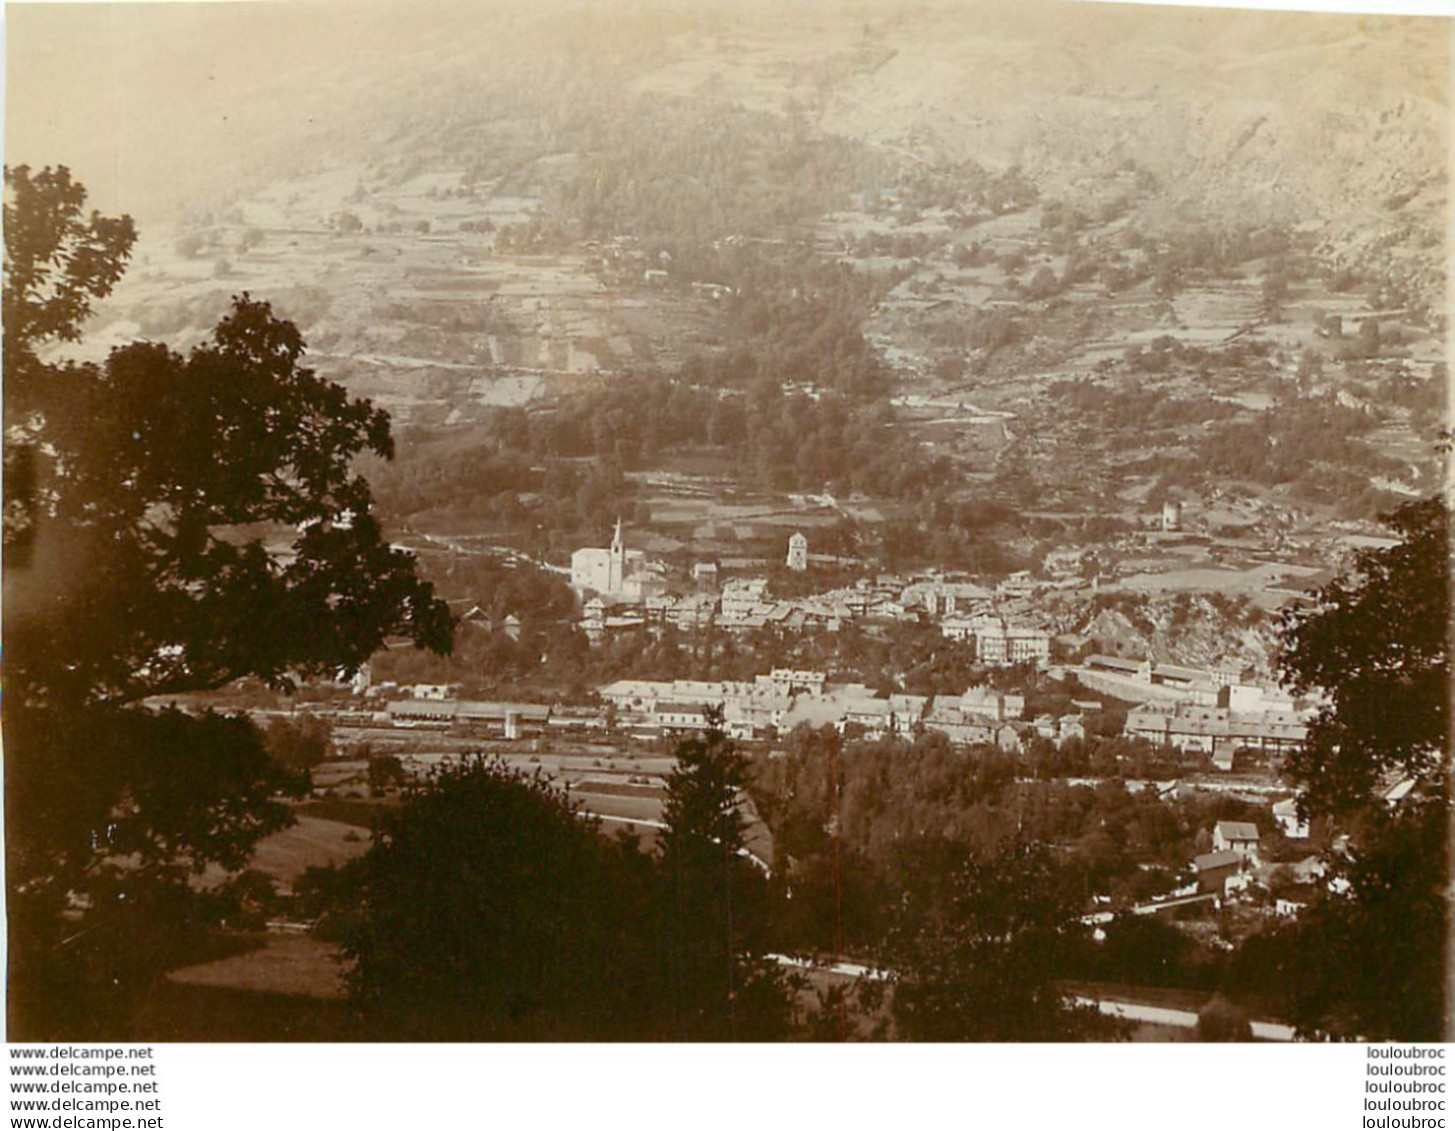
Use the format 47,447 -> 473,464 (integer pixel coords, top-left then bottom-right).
3,0 -> 1449,1065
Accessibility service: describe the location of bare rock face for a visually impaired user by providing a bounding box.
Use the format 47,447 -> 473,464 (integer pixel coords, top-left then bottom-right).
813,8 -> 1445,246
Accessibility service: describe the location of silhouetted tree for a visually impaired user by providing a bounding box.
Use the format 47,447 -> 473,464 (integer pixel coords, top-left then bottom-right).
264,715 -> 333,772
1236,497 -> 1449,1040
1279,497 -> 1447,817
3,167 -> 451,1038
3,164 -> 136,561
660,709 -> 795,1040
882,838 -> 1121,1041
341,756 -> 661,1039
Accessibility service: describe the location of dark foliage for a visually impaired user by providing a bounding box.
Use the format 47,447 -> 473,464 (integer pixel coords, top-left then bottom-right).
659,713 -> 796,1040
341,756 -> 662,1039
7,295 -> 452,708
881,838 -> 1122,1041
6,706 -> 303,1038
334,720 -> 794,1041
3,164 -> 136,405
1278,497 -> 1448,818
1229,497 -> 1450,1040
3,168 -> 451,1038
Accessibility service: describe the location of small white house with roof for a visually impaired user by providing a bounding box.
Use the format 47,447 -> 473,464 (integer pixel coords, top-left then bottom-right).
1212,820 -> 1261,862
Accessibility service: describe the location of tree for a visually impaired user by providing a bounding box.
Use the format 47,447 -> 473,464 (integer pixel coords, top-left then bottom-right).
8,293 -> 452,708
366,753 -> 406,797
1252,496 -> 1449,1040
4,168 -> 452,1038
263,715 -> 333,772
3,165 -> 136,561
1279,497 -> 1447,818
340,756 -> 661,1039
659,709 -> 795,1040
6,705 -> 305,1037
2,165 -> 136,391
882,838 -> 1120,1041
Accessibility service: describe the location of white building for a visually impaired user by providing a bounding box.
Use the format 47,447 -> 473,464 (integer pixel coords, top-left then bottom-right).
970,618 -> 1051,667
721,577 -> 769,618
1212,820 -> 1261,862
1272,797 -> 1310,839
571,519 -> 647,598
787,532 -> 808,572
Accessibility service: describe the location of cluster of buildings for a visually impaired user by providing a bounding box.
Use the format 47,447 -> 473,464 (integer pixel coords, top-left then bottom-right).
1064,654 -> 1313,773
1191,819 -> 1264,896
940,615 -> 1052,666
598,668 -> 1071,750
1072,654 -> 1262,705
1126,702 -> 1309,771
386,696 -> 552,739
569,524 -> 1052,666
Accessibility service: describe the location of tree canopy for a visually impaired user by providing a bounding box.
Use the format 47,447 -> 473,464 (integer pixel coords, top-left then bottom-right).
1241,495 -> 1451,1040
333,721 -> 795,1041
881,837 -> 1120,1041
3,164 -> 136,396
1278,495 -> 1448,819
3,166 -> 451,1038
340,756 -> 662,1039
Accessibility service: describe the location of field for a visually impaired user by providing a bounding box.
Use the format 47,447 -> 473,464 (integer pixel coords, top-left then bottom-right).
68,164 -> 726,425
195,815 -> 371,893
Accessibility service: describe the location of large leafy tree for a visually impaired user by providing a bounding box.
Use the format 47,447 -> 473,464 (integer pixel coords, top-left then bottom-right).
3,164 -> 136,562
7,296 -> 452,706
340,757 -> 662,1040
1243,496 -> 1449,1040
3,164 -> 136,398
328,717 -> 795,1041
3,166 -> 451,1038
1279,496 -> 1448,817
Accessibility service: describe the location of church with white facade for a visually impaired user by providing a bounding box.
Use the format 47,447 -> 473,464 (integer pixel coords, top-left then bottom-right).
571,520 -> 657,600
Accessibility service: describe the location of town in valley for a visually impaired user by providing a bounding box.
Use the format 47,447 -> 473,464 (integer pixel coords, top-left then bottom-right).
5,0 -> 1448,1044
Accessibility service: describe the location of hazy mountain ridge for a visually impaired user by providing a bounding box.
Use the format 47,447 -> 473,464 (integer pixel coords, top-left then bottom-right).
15,2 -> 1447,435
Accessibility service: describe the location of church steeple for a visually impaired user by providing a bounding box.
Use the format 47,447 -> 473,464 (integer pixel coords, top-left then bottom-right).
608,517 -> 625,593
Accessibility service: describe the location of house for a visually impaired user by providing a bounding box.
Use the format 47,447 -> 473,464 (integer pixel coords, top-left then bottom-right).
1192,850 -> 1242,895
842,697 -> 893,738
921,699 -> 996,747
720,578 -> 770,618
1383,777 -> 1418,807
656,702 -> 716,732
1211,661 -> 1257,687
692,562 -> 720,592
387,699 -> 460,726
406,683 -> 458,701
959,686 -> 1023,722
887,694 -> 929,732
1212,820 -> 1260,861
1272,797 -> 1310,839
